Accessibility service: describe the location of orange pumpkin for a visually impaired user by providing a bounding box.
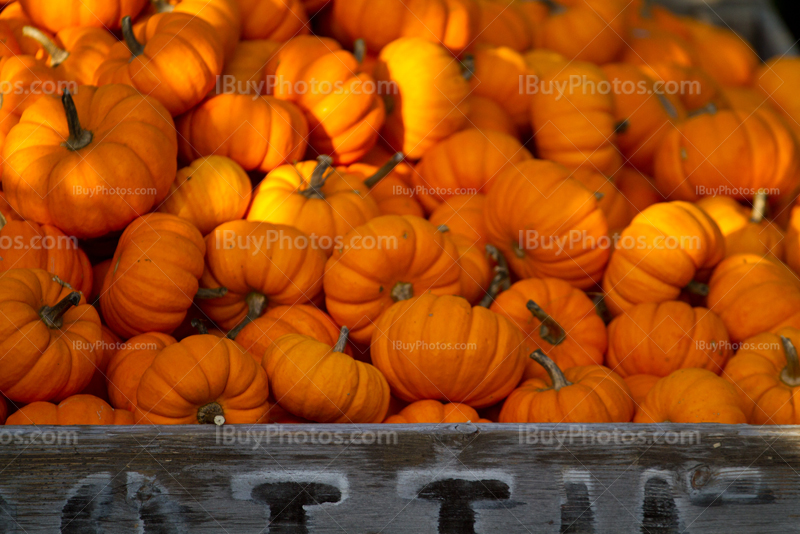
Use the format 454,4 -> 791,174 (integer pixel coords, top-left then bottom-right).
0,3 -> 49,57
570,168 -> 632,233
342,151 -> 425,218
220,40 -> 282,94
301,0 -> 329,13
602,201 -> 725,316
755,57 -> 800,141
634,368 -> 747,423
145,0 -> 242,60
607,301 -> 731,378
20,26 -> 116,85
372,293 -> 526,408
158,156 -> 252,236
177,93 -> 308,173
723,328 -> 800,425
624,374 -> 659,405
0,269 -> 102,403
324,215 -> 461,344
0,54 -> 63,118
460,95 -> 518,138
100,213 -> 207,338
428,194 -> 488,248
412,128 -> 532,213
199,220 -> 327,330
468,46 -> 530,132
614,167 -> 664,220
107,332 -> 177,411
786,207 -> 800,275
17,0 -> 148,32
384,400 -> 490,424
6,394 -> 133,425
3,85 -> 177,239
78,324 -> 121,401
446,232 -> 493,305
133,334 -> 270,424
491,277 -> 607,381
95,14 -> 223,116
0,19 -> 21,58
684,20 -> 758,88
484,159 -> 610,289
472,0 -> 531,51
264,327 -> 390,423
235,0 -> 309,41
708,254 -> 800,343
89,259 -> 112,304
376,37 -> 470,160
499,351 -> 634,423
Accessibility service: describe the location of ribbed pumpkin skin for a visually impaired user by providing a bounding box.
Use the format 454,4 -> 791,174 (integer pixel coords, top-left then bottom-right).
614,167 -> 664,220
499,366 -> 634,424
107,333 -> 178,412
429,194 -> 488,248
264,333 -> 390,424
606,301 -> 731,378
755,57 -> 800,141
469,46 -> 530,131
384,400 -> 490,424
696,196 -> 785,261
221,40 -> 282,92
0,269 -> 102,403
461,95 -> 518,137
100,214 -> 206,338
787,207 -> 800,275
235,0 -> 309,41
6,394 -> 133,425
18,0 -> 148,32
0,55 -> 60,119
634,368 -> 747,424
570,168 -> 632,233
624,374 -> 660,406
133,335 -> 270,424
341,158 -> 425,218
450,234 -> 492,305
371,293 -> 527,408
47,27 -> 118,85
323,215 -> 461,344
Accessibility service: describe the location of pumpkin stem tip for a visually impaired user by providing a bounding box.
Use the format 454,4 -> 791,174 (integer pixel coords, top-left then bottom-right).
197,402 -> 224,425
334,326 -> 349,353
530,349 -> 571,390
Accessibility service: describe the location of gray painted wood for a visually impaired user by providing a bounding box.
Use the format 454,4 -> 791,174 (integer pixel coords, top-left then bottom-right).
1,423 -> 800,533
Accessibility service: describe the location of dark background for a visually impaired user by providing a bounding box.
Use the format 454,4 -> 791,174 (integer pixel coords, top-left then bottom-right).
774,0 -> 799,41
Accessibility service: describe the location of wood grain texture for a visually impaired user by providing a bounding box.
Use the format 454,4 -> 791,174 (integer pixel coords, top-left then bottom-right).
1,423 -> 799,533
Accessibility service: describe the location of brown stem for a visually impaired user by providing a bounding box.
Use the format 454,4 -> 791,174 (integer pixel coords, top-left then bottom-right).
121,16 -> 145,58
333,326 -> 349,353
530,350 -> 571,390
460,54 -> 475,81
196,287 -> 228,299
527,300 -> 566,345
750,190 -> 768,224
586,292 -> 612,325
61,90 -> 93,151
191,318 -> 209,335
614,119 -> 630,134
197,402 -> 225,425
227,292 -> 267,340
437,225 -> 449,233
151,0 -> 175,13
300,155 -> 334,199
22,26 -> 70,66
363,152 -> 404,189
391,282 -> 413,302
780,335 -> 800,387
594,191 -> 605,202
479,244 -> 510,308
688,102 -> 718,118
656,93 -> 679,119
40,292 -> 81,329
0,212 -> 7,231
685,280 -> 709,297
540,0 -> 568,15
354,38 -> 366,64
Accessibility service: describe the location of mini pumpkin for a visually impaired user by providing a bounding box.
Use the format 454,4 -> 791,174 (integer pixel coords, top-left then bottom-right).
447,232 -> 493,305
472,0 -> 531,51
106,332 -> 177,412
614,167 -> 664,220
145,0 -> 242,60
0,54 -> 63,118
221,40 -> 282,94
342,151 -> 424,218
371,293 -> 526,408
384,400 -> 490,424
570,168 -> 632,233
755,57 -> 800,140
461,95 -> 518,138
6,394 -> 133,425
17,0 -> 148,32
428,194 -> 488,248
499,351 -> 634,423
684,20 -> 758,88
624,374 -> 659,405
786,207 -> 800,275
264,327 -> 390,423
235,0 -> 309,41
634,368 -> 747,424
21,26 -> 117,85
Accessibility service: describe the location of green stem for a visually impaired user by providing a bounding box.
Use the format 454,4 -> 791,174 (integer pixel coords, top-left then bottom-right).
121,16 -> 145,58
780,335 -> 800,387
479,244 -> 510,308
227,292 -> 267,340
530,350 -> 571,390
527,300 -> 566,345
196,287 -> 228,299
363,152 -> 404,189
22,26 -> 70,66
61,90 -> 93,151
333,326 -> 349,353
40,292 -> 81,329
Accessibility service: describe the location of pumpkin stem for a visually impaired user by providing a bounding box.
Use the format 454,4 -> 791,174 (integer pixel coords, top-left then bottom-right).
354,38 -> 367,64
780,335 -> 800,387
460,54 -> 475,81
527,300 -> 566,345
121,16 -> 145,58
227,292 -> 267,340
300,155 -> 334,199
363,152 -> 404,189
195,287 -> 228,299
151,0 -> 175,13
656,93 -> 679,119
391,281 -> 414,302
437,225 -> 449,233
614,119 -> 630,134
61,89 -> 93,151
640,0 -> 653,18
22,26 -> 70,66
593,191 -> 605,202
333,326 -> 349,353
0,212 -> 7,231
531,349 -> 571,390
685,280 -> 709,297
688,102 -> 717,118
479,244 -> 511,308
541,0 -> 568,15
197,402 -> 225,425
750,190 -> 768,224
191,318 -> 210,335
39,291 -> 81,329
586,292 -> 612,325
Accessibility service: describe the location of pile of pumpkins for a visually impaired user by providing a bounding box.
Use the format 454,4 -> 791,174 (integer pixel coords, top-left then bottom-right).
1,0 -> 800,428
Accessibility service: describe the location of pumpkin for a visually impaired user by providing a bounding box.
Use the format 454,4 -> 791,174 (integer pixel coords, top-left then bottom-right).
266,35 -> 386,164
89,260 -> 112,304
323,215 -> 461,344
343,151 -> 425,218
235,0 -> 309,41
264,327 -> 390,423
570,168 -> 632,233
20,26 -> 116,85
384,399 -> 490,424
6,394 -> 133,425
445,232 -> 493,305
301,0 -> 329,13
95,14 -> 223,116
723,328 -> 800,425
199,220 -> 327,330
0,395 -> 6,424
376,37 -> 470,160
267,403 -> 311,424
0,217 -> 93,295
428,194 -> 488,248
133,334 -> 270,424
786,207 -> 800,275
531,60 -> 622,175
0,54 -> 62,118
498,351 -> 634,423
484,159 -> 610,289
708,254 -> 800,343
0,20 -> 21,58
371,293 -> 526,408
606,301 -> 731,378
220,40 -> 282,94
653,105 -> 800,204
79,325 -> 121,401
17,0 -> 148,32
107,332 -> 177,411
696,193 -> 785,261
247,157 -> 381,256
626,0 -> 691,39
177,93 -> 308,173
0,3 -> 49,57
145,0 -> 242,60
100,213 -> 207,338
602,201 -> 725,316
0,269 -> 102,403
634,368 -> 747,424
0,110 -> 19,159
472,0 -> 531,51
684,20 -> 758,88
614,167 -> 664,220
461,95 -> 518,138
490,277 -> 607,382
755,57 -> 800,140
3,85 -> 177,239
412,128 -> 532,213
624,374 -> 659,405
0,192 -> 21,223
158,156 -> 252,236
